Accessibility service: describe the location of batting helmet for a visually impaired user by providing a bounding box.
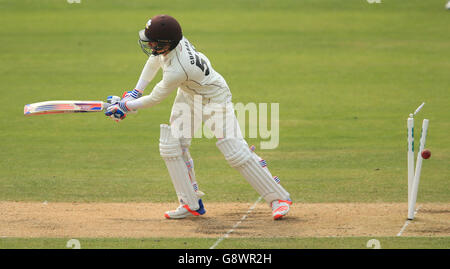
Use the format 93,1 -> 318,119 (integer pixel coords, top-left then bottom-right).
138,15 -> 183,56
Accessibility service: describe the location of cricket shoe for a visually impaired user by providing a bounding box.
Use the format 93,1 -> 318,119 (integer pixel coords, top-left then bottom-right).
164,199 -> 206,219
271,199 -> 292,220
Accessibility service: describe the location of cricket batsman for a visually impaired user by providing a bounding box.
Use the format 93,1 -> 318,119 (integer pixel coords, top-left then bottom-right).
105,15 -> 292,220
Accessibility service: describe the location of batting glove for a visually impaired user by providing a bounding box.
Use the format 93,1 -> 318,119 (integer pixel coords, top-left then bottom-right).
105,101 -> 129,122
121,89 -> 143,102
106,95 -> 121,105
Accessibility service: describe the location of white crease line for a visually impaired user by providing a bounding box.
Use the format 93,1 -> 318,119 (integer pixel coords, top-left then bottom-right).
209,196 -> 262,249
397,205 -> 422,237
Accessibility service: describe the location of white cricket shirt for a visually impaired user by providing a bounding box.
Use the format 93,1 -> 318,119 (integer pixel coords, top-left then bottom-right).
127,37 -> 231,110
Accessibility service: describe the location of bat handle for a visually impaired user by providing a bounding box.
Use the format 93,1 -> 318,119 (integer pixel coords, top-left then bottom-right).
102,102 -> 112,111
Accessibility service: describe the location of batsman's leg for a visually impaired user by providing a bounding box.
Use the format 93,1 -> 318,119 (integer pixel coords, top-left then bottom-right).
210,101 -> 292,220
170,90 -> 205,198
180,137 -> 204,197
247,145 -> 292,220
159,124 -> 205,219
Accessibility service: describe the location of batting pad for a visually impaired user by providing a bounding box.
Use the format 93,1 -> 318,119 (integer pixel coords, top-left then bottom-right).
159,124 -> 199,210
180,137 -> 200,194
216,138 -> 290,204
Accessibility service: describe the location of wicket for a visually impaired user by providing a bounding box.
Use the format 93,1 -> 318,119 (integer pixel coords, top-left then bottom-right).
406,102 -> 429,220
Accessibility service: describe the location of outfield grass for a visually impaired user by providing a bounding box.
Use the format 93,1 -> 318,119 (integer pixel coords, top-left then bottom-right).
1,237 -> 449,249
0,0 -> 449,249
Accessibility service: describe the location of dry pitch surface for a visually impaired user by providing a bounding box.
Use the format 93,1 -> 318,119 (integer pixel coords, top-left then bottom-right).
0,202 -> 448,239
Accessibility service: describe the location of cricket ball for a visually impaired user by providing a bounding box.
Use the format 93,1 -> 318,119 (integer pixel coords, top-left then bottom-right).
421,149 -> 431,159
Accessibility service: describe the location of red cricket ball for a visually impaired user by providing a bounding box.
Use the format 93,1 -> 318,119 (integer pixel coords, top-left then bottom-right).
421,149 -> 431,159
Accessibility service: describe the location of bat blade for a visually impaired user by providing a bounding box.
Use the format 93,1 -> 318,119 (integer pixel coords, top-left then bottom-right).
24,101 -> 106,116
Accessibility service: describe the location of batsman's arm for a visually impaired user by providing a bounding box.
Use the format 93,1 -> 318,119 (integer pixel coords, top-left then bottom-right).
135,55 -> 161,91
126,70 -> 184,111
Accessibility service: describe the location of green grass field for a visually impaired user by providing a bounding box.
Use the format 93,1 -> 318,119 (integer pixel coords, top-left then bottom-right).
0,0 -> 449,249
1,237 -> 449,249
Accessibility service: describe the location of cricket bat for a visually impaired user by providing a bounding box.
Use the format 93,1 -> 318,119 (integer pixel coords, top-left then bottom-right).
24,100 -> 109,116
